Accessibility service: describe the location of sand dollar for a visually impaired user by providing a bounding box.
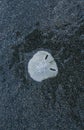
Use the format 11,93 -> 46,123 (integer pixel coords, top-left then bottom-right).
28,51 -> 58,82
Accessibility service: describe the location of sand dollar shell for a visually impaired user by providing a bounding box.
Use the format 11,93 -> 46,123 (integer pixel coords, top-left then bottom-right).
28,51 -> 58,82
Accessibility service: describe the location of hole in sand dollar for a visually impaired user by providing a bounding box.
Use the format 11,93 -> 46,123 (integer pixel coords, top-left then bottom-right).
45,54 -> 48,60
50,68 -> 56,71
28,51 -> 58,82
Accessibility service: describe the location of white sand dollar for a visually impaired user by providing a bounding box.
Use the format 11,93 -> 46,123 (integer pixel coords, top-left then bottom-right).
28,51 -> 58,82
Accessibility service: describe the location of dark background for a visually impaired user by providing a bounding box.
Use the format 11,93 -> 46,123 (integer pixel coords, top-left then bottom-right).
0,0 -> 84,130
